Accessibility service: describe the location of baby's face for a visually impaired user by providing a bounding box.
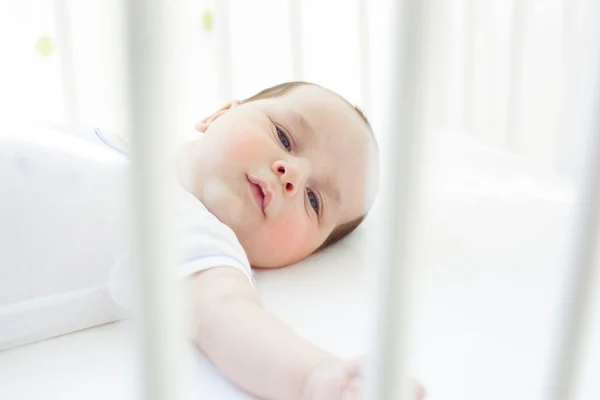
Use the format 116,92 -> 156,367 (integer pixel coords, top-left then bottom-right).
182,85 -> 376,268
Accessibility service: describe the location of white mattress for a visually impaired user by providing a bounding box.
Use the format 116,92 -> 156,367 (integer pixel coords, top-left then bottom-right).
2,127 -> 599,400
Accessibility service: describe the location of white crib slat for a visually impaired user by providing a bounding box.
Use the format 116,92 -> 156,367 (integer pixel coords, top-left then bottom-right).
548,5 -> 600,395
505,0 -> 528,151
215,0 -> 233,102
357,0 -> 371,115
446,0 -> 466,134
53,0 -> 79,124
549,102 -> 600,400
289,0 -> 303,81
126,1 -> 182,399
367,1 -> 427,399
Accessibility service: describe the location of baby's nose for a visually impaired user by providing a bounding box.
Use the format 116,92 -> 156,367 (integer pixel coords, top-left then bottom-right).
272,160 -> 303,197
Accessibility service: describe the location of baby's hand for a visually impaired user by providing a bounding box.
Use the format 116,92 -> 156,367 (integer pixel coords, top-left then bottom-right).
300,358 -> 363,400
300,358 -> 425,400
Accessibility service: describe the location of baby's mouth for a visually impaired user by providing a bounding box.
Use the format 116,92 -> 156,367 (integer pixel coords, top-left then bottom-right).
246,175 -> 272,216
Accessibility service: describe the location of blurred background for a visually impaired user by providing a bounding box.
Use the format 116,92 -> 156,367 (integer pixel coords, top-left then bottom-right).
0,0 -> 580,175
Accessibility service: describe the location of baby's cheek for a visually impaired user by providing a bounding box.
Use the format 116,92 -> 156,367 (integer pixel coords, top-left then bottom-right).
265,218 -> 315,258
222,135 -> 267,164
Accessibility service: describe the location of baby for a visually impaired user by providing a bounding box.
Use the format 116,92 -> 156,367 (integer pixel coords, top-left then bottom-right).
177,81 -> 374,399
176,81 -> 423,399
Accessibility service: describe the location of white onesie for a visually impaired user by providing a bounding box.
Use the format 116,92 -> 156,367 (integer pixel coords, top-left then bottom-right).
0,121 -> 252,349
107,172 -> 254,309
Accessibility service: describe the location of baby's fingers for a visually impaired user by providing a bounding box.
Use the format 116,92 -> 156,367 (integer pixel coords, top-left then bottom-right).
345,376 -> 364,395
344,376 -> 424,400
413,381 -> 426,400
344,357 -> 366,378
342,379 -> 363,400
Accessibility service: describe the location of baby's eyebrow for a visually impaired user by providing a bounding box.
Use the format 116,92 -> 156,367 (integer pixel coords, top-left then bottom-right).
289,109 -> 313,137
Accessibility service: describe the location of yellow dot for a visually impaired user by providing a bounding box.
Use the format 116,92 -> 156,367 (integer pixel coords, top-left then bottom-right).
36,35 -> 55,56
202,10 -> 213,31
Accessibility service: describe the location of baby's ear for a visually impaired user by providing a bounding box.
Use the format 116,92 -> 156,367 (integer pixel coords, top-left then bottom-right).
195,101 -> 240,133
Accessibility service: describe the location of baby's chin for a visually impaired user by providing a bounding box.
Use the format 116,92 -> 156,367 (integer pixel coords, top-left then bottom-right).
245,252 -> 291,269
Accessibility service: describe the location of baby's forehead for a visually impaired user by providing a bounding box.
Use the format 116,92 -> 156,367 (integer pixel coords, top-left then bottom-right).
273,85 -> 353,112
268,86 -> 368,135
272,85 -> 374,159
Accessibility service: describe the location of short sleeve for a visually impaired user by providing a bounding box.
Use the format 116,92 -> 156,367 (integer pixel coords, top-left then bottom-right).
106,185 -> 253,309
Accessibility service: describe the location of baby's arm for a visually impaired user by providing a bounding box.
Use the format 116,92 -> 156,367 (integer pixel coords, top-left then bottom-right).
184,267 -> 361,400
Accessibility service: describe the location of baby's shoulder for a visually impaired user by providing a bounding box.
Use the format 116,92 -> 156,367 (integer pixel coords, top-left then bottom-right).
174,186 -> 242,247
173,186 -> 253,283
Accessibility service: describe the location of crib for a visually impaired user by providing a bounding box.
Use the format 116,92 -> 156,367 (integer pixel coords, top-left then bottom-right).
1,1 -> 599,400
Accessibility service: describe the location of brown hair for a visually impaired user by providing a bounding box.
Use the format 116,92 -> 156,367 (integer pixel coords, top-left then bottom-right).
241,81 -> 375,251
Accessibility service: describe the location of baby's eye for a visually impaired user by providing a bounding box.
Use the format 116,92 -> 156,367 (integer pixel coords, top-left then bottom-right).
307,188 -> 319,213
277,128 -> 291,151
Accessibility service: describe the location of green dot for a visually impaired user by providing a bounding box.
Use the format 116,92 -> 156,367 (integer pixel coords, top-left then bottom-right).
202,10 -> 213,31
36,35 -> 55,56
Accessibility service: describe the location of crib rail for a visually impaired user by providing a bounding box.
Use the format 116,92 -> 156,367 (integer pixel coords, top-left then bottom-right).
547,2 -> 600,397
365,1 -> 426,399
125,1 -> 183,400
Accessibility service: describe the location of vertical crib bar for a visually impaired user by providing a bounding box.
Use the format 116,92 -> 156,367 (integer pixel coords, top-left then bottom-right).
357,0 -> 371,115
462,0 -> 476,136
53,0 -> 79,124
126,1 -> 181,399
215,0 -> 233,102
548,8 -> 600,398
289,0 -> 303,81
505,0 -> 528,151
446,0 -> 466,133
367,1 -> 426,399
